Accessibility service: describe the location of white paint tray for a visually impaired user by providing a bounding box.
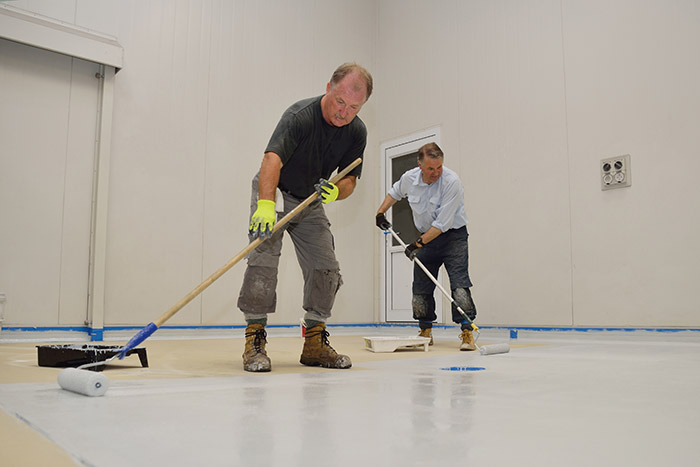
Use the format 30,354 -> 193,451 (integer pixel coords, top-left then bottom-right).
363,336 -> 431,353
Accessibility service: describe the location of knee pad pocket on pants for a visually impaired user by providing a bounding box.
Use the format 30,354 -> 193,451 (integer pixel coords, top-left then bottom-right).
412,294 -> 436,321
238,266 -> 278,312
452,287 -> 476,321
306,269 -> 343,315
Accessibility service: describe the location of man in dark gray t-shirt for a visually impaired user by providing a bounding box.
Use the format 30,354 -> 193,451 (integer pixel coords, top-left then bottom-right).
266,95 -> 365,199
237,63 -> 373,373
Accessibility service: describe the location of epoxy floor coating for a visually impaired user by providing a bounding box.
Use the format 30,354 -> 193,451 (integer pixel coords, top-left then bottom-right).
1,330 -> 699,466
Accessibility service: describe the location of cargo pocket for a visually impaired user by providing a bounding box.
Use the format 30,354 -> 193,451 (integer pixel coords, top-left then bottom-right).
304,269 -> 343,317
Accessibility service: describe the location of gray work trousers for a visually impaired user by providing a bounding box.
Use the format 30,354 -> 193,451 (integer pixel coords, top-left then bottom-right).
237,173 -> 342,323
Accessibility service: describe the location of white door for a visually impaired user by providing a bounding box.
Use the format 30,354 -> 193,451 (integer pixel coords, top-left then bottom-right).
380,127 -> 443,322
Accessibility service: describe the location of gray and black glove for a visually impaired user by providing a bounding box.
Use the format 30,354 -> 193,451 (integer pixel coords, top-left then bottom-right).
404,240 -> 421,260
375,213 -> 392,230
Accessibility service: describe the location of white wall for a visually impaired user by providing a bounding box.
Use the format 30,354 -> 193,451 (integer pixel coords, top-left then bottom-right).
1,0 -> 378,328
564,0 -> 700,327
376,0 -> 700,328
0,37 -> 99,326
2,0 -> 698,330
105,0 -> 378,327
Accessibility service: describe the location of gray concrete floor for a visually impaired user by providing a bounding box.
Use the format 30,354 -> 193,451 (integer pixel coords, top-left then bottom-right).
1,327 -> 699,466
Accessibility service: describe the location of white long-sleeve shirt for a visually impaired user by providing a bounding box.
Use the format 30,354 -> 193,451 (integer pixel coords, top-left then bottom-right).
388,166 -> 468,233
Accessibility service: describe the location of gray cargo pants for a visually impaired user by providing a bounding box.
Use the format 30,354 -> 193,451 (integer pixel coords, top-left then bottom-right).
237,173 -> 343,323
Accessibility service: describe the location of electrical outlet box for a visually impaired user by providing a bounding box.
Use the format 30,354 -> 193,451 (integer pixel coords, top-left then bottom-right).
601,154 -> 631,190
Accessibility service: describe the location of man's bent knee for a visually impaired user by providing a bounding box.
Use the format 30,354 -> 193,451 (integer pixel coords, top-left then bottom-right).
238,266 -> 278,314
304,269 -> 343,317
452,287 -> 476,321
412,294 -> 436,322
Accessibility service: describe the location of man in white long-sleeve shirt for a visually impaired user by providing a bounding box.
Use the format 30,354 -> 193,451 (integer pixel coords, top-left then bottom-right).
375,142 -> 477,350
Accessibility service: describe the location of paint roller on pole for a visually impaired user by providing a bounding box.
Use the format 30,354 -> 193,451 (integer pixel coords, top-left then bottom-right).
58,157 -> 362,396
385,226 -> 509,356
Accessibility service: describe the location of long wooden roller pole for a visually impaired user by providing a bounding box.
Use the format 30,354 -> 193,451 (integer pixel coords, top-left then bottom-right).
117,157 -> 363,357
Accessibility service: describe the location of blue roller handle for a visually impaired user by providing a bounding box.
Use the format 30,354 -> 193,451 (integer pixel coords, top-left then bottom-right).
118,322 -> 158,359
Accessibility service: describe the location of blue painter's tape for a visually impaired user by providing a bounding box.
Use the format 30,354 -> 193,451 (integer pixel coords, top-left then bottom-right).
118,322 -> 158,359
510,329 -> 518,340
3,323 -> 700,339
441,366 -> 485,372
482,326 -> 700,334
96,324 -> 700,334
90,328 -> 104,342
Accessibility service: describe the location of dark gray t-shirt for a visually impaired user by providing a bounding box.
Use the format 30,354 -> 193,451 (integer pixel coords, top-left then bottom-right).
265,95 -> 366,199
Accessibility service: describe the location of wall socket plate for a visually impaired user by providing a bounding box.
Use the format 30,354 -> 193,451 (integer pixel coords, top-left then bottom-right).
601,154 -> 631,190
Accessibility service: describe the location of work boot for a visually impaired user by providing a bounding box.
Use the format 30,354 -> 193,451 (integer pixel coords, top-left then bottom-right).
300,323 -> 352,369
459,329 -> 477,351
242,323 -> 271,372
418,327 -> 434,345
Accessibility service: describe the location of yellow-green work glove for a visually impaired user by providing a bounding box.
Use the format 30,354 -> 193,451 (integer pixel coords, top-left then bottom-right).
249,199 -> 276,239
314,178 -> 339,204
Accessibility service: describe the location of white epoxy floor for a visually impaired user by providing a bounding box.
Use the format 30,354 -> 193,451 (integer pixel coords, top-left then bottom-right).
1,331 -> 699,466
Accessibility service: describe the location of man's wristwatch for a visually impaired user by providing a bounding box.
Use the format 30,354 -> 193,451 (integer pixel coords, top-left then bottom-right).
416,237 -> 425,247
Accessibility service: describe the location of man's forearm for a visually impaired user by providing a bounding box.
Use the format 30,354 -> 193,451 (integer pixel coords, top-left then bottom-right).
418,226 -> 442,244
258,152 -> 283,201
334,175 -> 357,200
376,194 -> 398,215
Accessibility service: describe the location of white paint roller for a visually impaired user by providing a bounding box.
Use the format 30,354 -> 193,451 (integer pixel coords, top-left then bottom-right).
478,343 -> 511,355
57,368 -> 109,397
56,352 -> 120,396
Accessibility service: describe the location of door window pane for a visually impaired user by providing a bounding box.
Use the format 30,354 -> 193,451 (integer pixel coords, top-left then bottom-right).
390,153 -> 421,246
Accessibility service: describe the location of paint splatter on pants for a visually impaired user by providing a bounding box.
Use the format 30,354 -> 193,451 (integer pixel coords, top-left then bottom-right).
237,174 -> 342,323
411,226 -> 476,325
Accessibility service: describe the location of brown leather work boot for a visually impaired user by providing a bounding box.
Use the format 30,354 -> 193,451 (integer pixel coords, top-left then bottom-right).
459,329 -> 477,351
242,323 -> 271,372
418,327 -> 434,345
300,323 -> 352,369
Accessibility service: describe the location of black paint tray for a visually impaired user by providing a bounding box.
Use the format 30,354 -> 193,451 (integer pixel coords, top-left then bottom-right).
37,344 -> 148,371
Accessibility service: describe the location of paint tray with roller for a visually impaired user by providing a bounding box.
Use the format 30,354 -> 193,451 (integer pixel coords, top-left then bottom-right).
37,344 -> 149,371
